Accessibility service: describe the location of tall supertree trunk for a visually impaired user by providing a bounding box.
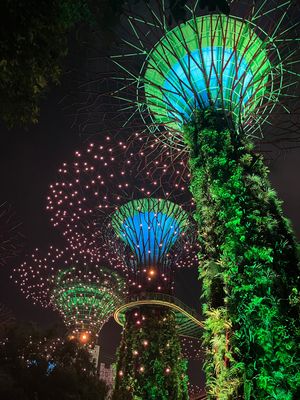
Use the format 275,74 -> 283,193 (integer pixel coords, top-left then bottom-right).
184,109 -> 300,399
112,306 -> 189,400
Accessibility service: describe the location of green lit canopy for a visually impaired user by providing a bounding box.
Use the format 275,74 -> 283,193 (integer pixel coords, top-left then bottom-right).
51,267 -> 126,336
111,198 -> 189,268
143,14 -> 273,132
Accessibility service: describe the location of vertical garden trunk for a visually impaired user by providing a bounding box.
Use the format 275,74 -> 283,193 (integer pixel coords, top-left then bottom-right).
112,306 -> 189,400
184,110 -> 300,399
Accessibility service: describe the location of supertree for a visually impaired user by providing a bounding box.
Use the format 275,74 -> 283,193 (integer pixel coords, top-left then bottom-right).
51,265 -> 126,344
100,0 -> 300,397
109,197 -> 190,293
12,246 -> 126,345
0,202 -> 23,267
110,197 -> 197,400
46,136 -> 202,399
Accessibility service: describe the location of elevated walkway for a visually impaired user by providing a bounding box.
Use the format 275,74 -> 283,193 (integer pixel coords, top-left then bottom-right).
114,292 -> 203,339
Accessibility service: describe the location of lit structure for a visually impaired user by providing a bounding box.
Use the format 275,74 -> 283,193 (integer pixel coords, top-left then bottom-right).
111,197 -> 189,292
46,137 -> 200,399
12,246 -> 126,344
51,265 -> 125,343
0,202 -> 23,267
110,198 -> 198,399
46,136 -> 199,279
108,1 -> 300,398
111,0 -> 300,148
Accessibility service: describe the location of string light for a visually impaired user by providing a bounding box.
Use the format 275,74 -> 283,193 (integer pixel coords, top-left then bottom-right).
12,247 -> 127,343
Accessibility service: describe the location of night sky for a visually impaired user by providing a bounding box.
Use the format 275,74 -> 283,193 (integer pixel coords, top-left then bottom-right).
1,82 -> 300,391
1,5 -> 300,392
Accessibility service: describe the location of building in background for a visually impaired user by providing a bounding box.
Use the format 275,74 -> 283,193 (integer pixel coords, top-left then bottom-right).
99,362 -> 115,398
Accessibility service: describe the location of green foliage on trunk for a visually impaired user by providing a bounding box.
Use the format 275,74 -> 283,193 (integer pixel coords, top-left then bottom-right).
112,306 -> 189,400
184,109 -> 300,399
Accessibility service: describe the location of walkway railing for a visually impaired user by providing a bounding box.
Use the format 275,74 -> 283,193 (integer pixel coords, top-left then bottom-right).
114,292 -> 203,338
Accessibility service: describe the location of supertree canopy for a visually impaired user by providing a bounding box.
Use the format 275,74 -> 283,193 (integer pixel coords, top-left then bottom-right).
111,0 -> 300,148
143,14 -> 271,137
12,246 -> 126,344
110,197 -> 189,292
51,265 -> 126,342
46,136 -> 200,399
46,135 -> 198,277
106,0 -> 300,398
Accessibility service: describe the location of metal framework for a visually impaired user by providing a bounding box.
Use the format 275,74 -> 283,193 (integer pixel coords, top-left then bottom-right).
112,198 -> 188,265
110,197 -> 190,292
51,266 -> 126,338
109,0 -> 300,151
12,246 -> 126,341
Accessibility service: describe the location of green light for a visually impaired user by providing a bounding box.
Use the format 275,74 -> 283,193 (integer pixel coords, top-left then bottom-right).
51,267 -> 126,335
143,15 -> 272,133
111,198 -> 189,267
112,198 -> 189,237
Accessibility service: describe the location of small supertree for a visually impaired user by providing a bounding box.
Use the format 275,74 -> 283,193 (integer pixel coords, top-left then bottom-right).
46,136 -> 199,399
12,246 -> 126,345
0,202 -> 23,267
105,0 -> 300,397
51,265 -> 126,344
111,198 -> 190,400
110,197 -> 189,293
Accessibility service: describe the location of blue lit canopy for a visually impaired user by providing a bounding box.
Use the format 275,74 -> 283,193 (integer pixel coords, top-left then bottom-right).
162,47 -> 253,123
143,15 -> 271,133
111,198 -> 189,268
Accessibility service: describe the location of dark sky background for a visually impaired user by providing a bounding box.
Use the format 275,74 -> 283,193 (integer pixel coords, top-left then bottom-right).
1,4 -> 300,392
1,82 -> 300,391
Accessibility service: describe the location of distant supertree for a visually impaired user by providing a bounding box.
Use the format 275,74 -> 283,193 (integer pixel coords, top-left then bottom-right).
110,197 -> 190,292
0,202 -> 23,267
51,265 -> 126,343
12,246 -> 126,345
104,0 -> 300,397
46,136 -> 201,399
46,135 -> 198,275
111,197 -> 196,399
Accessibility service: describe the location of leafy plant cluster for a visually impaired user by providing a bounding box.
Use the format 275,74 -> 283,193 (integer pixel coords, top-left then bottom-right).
184,109 -> 300,399
112,306 -> 189,400
0,0 -> 198,130
0,0 -> 86,128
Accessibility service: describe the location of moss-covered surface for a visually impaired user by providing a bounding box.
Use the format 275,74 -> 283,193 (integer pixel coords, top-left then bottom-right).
184,109 -> 300,399
112,306 -> 189,400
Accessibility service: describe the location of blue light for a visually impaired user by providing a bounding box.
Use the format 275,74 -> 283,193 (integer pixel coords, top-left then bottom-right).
120,211 -> 182,266
162,47 -> 253,122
